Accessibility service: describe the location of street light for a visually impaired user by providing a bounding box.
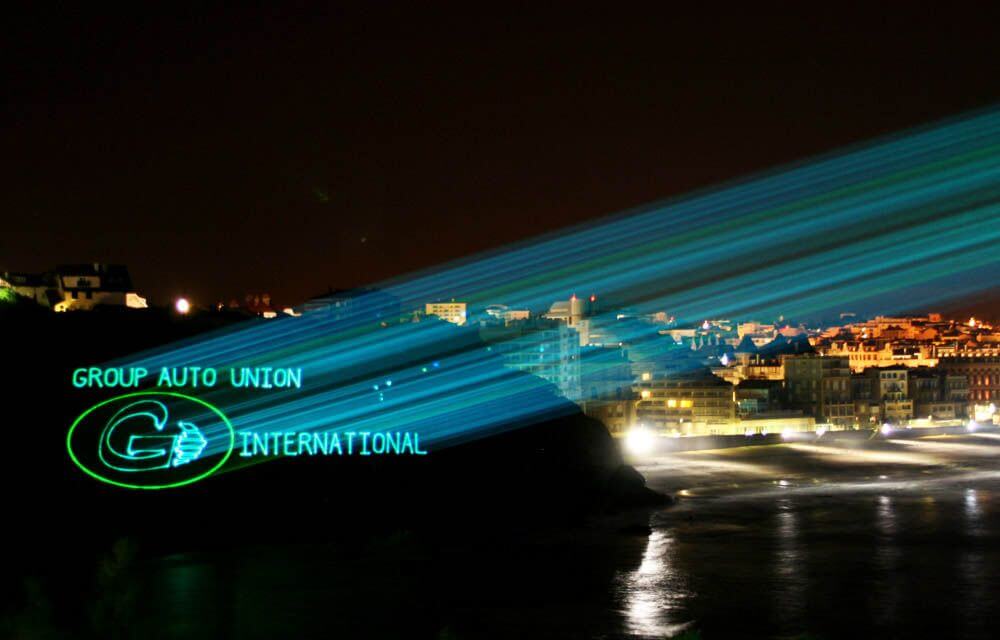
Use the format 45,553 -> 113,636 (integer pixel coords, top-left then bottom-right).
175,297 -> 191,314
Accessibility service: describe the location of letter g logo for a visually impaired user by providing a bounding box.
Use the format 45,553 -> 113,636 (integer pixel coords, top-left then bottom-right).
68,392 -> 234,489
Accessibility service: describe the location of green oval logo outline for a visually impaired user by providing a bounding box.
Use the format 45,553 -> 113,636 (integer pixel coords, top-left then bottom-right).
67,391 -> 235,490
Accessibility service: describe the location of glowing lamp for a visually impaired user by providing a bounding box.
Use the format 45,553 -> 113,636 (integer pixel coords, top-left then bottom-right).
624,426 -> 655,455
175,298 -> 191,314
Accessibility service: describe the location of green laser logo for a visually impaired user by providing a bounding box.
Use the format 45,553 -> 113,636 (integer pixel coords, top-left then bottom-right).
67,392 -> 234,490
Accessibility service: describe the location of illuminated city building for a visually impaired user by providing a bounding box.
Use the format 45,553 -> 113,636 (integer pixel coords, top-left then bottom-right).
737,321 -> 777,343
482,320 -> 582,400
851,373 -> 877,426
784,355 -> 854,427
817,339 -> 938,372
425,300 -> 467,325
578,345 -> 636,434
543,294 -> 597,345
633,371 -> 736,436
713,337 -> 787,384
845,314 -> 944,339
858,365 -> 915,425
735,379 -> 784,416
907,367 -> 969,420
744,358 -> 786,381
543,295 -> 591,326
939,356 -> 1000,404
3,264 -> 145,311
52,264 -> 137,311
1,271 -> 58,306
482,304 -> 530,325
935,341 -> 1000,358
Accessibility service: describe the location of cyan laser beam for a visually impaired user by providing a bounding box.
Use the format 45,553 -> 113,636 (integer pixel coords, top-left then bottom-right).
107,108 -> 1000,459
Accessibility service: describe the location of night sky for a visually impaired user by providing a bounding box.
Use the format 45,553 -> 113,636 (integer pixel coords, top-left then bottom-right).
4,4 -> 999,310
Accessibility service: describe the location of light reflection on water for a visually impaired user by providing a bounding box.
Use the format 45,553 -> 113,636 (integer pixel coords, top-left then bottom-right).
624,435 -> 1000,639
616,529 -> 692,638
122,434 -> 1000,639
773,497 -> 804,630
875,495 -> 897,536
959,488 -> 988,637
873,495 -> 901,628
965,488 -> 982,528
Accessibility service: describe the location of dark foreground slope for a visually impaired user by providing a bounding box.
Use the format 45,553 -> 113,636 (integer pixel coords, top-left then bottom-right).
2,303 -> 667,638
3,303 -> 665,549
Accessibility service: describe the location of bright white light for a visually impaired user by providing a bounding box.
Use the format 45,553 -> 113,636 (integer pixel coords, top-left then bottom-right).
815,426 -> 828,438
175,297 -> 191,314
625,426 -> 656,455
880,424 -> 893,436
968,420 -> 979,432
781,428 -> 794,440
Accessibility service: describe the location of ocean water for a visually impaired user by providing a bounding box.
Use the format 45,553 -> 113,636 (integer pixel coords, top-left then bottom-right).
14,433 -> 1000,639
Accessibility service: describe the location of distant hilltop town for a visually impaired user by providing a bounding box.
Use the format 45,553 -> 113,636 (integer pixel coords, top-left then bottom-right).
1,264 -> 147,312
3,265 -> 997,437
